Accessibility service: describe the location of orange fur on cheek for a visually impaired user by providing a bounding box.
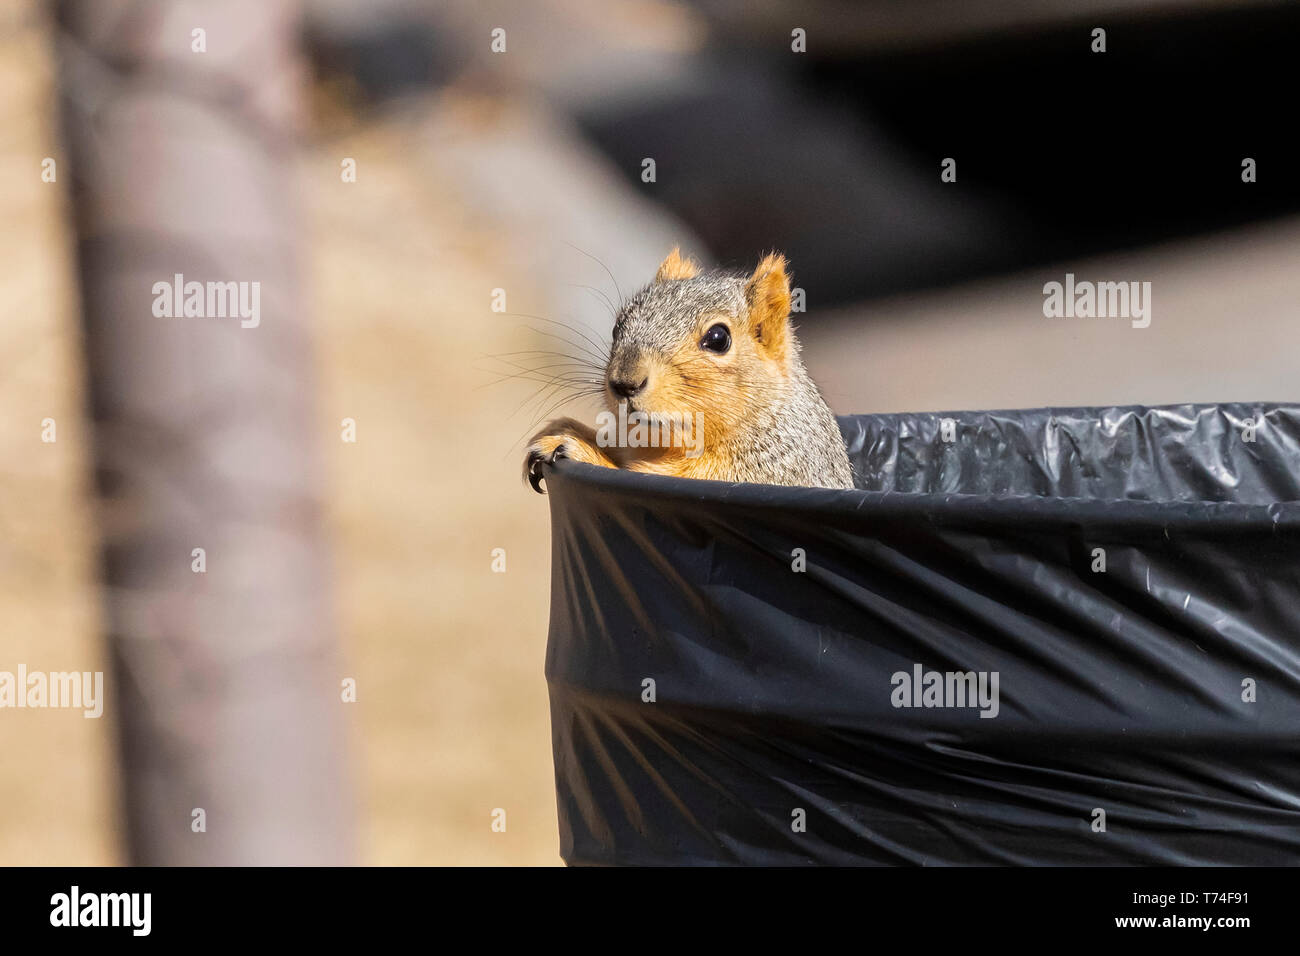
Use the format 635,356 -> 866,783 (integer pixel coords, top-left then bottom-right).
659,347 -> 746,437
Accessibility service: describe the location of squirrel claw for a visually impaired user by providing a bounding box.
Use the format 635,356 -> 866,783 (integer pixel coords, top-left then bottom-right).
525,441 -> 567,494
527,455 -> 546,494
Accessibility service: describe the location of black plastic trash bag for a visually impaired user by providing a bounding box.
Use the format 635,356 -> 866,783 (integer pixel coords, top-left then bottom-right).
539,403 -> 1300,865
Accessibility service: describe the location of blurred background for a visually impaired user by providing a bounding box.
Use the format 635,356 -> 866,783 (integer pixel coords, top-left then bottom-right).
2,0 -> 1297,865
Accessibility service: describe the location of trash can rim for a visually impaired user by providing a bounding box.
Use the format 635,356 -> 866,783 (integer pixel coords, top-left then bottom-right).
544,458 -> 1300,532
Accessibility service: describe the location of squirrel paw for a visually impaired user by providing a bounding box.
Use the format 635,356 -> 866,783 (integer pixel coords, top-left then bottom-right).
523,434 -> 571,494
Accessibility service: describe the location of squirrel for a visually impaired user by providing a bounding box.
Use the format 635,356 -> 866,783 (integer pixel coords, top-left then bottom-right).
524,249 -> 855,492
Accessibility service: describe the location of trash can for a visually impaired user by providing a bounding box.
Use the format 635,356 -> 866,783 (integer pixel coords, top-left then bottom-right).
540,403 -> 1300,865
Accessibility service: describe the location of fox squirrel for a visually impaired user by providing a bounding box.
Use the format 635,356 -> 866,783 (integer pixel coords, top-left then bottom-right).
524,249 -> 855,492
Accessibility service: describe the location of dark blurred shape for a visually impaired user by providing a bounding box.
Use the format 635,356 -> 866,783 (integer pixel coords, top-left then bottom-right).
576,59 -> 1021,303
579,2 -> 1300,304
306,12 -> 457,104
692,0 -> 1281,51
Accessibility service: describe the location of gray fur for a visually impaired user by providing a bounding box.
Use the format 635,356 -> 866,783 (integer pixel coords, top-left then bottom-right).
718,358 -> 856,490
614,271 -> 748,356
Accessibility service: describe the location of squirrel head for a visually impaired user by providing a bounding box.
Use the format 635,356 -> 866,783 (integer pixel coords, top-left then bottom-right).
604,249 -> 799,441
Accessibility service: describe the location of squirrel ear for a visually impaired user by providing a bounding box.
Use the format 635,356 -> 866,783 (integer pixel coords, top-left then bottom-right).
744,253 -> 792,364
656,247 -> 699,282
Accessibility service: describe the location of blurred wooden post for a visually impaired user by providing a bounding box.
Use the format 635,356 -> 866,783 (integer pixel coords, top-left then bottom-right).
56,0 -> 354,863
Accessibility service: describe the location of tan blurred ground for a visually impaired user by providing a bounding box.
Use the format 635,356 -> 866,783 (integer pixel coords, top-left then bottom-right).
310,115 -> 560,865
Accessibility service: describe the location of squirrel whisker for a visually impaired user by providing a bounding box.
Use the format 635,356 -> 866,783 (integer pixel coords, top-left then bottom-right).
475,355 -> 603,392
517,387 -> 603,445
567,282 -> 619,317
560,240 -> 624,306
503,311 -> 611,363
520,330 -> 608,371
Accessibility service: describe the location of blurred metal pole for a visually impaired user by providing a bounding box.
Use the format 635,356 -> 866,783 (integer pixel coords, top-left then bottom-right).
56,0 -> 354,863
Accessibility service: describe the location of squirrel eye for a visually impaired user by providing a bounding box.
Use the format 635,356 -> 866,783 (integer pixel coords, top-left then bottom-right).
700,323 -> 731,354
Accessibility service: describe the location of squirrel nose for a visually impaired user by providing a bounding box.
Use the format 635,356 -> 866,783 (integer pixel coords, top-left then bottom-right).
609,375 -> 647,399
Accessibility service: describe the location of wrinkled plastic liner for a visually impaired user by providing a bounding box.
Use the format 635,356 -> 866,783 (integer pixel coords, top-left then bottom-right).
542,403 -> 1300,864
